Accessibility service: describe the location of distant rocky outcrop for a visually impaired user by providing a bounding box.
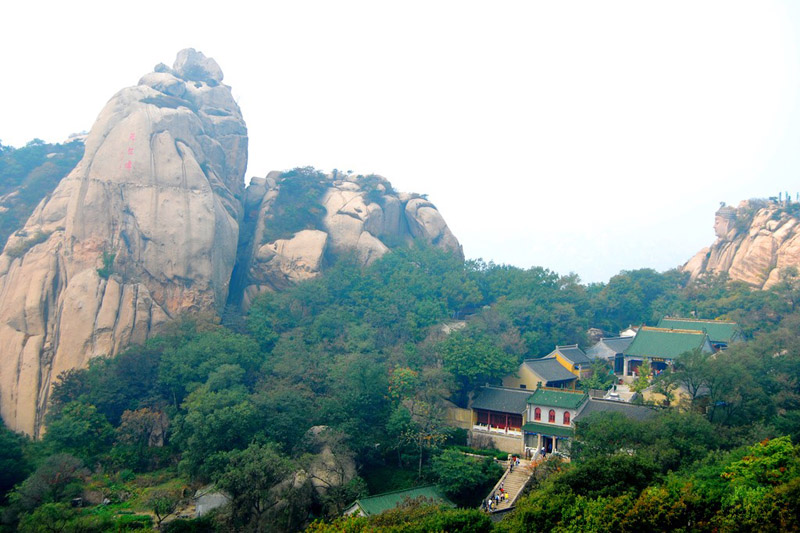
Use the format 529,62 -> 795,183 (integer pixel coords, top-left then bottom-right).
683,199 -> 800,288
235,169 -> 462,309
0,49 -> 247,436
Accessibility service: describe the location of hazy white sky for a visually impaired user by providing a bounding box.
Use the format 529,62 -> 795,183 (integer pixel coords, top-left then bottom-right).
2,1 -> 800,283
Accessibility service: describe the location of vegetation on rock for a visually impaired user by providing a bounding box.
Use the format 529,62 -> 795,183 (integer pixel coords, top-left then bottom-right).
261,167 -> 328,244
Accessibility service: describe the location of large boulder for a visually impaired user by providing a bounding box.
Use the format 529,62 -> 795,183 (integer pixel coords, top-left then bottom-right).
0,49 -> 247,436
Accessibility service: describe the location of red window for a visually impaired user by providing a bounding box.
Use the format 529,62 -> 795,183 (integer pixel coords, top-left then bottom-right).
548,410 -> 556,423
534,408 -> 541,421
563,411 -> 571,425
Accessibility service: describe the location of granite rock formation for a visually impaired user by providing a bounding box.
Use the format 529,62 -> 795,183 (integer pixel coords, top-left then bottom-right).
0,51 -> 462,437
0,49 -> 247,436
683,199 -> 800,289
237,170 -> 462,309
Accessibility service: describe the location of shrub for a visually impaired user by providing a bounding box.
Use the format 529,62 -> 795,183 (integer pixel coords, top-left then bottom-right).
97,250 -> 115,279
261,167 -> 327,243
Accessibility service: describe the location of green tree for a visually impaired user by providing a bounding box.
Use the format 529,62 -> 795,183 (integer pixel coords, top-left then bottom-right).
431,449 -> 502,507
671,348 -> 711,409
11,454 -> 87,511
579,359 -> 616,392
147,490 -> 180,527
631,358 -> 652,394
111,407 -> 170,471
17,502 -> 76,533
172,386 -> 259,478
0,423 -> 30,503
252,382 -> 316,451
43,401 -> 114,460
437,331 -> 516,401
213,442 -> 307,533
388,368 -> 453,477
158,328 -> 262,406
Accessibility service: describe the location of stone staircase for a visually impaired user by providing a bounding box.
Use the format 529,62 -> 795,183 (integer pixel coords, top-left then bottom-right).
484,459 -> 535,513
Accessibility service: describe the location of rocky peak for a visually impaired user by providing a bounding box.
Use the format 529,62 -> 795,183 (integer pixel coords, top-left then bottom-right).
0,49 -> 247,436
683,199 -> 800,288
234,168 -> 462,309
172,48 -> 224,83
0,50 -> 462,437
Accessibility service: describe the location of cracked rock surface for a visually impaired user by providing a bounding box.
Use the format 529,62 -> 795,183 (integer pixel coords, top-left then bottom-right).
0,50 -> 462,437
0,49 -> 247,436
238,172 -> 461,309
684,200 -> 800,289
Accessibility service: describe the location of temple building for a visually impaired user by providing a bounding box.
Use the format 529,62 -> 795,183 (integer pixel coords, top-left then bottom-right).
620,326 -> 714,380
656,317 -> 743,350
502,357 -> 578,390
470,386 -> 532,453
469,385 -> 656,456
586,336 -> 635,374
521,388 -> 587,455
547,345 -> 593,379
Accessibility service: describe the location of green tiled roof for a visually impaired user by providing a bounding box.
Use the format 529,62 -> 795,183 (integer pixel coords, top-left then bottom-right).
625,327 -> 710,360
521,421 -> 574,438
350,486 -> 453,516
527,388 -> 588,409
657,317 -> 741,343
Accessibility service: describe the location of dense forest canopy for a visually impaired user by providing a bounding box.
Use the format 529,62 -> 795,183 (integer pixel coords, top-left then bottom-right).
2,241 -> 800,531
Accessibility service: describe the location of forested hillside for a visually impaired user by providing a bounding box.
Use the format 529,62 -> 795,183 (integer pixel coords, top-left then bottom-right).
0,139 -> 84,249
2,245 -> 800,531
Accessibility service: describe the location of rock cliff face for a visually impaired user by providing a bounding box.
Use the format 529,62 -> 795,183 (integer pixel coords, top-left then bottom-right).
683,200 -> 800,288
0,50 -> 461,437
0,49 -> 247,436
236,170 -> 462,309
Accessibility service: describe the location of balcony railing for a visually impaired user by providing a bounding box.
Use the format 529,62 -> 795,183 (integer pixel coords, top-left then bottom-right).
472,424 -> 522,437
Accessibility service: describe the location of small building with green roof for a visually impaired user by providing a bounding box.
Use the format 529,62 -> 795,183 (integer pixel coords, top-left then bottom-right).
343,485 -> 454,517
522,388 -> 588,456
656,317 -> 743,349
620,326 -> 713,381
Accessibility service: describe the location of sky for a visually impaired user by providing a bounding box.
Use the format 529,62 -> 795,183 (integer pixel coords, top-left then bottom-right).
2,1 -> 800,283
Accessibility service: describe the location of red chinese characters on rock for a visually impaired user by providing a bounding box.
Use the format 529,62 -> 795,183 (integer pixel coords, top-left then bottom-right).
124,133 -> 135,170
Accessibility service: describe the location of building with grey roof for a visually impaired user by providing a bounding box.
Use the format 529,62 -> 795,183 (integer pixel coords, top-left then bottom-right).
549,344 -> 593,379
587,336 -> 635,374
574,398 -> 658,423
502,357 -> 579,391
469,386 -> 535,454
471,386 -> 533,415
